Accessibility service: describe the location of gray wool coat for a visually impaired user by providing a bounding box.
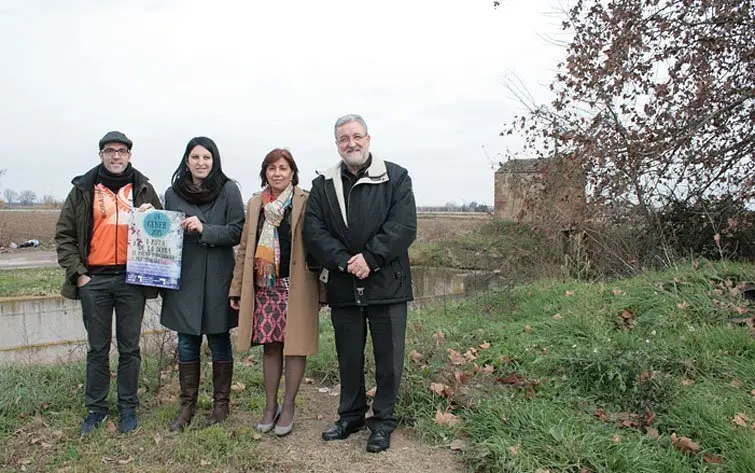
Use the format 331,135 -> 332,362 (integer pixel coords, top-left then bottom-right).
160,181 -> 246,335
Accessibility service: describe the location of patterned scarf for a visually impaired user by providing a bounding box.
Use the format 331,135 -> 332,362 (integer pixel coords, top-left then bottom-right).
255,184 -> 294,288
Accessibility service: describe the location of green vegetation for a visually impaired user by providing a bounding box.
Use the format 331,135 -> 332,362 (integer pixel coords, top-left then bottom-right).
388,261 -> 755,472
2,261 -> 755,472
0,267 -> 64,298
410,220 -> 562,279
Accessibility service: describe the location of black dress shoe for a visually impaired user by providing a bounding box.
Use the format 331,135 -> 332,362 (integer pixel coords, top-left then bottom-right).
366,430 -> 391,453
322,420 -> 365,441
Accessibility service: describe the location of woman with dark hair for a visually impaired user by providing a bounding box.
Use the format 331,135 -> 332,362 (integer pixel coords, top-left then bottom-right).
161,136 -> 245,431
229,148 -> 322,437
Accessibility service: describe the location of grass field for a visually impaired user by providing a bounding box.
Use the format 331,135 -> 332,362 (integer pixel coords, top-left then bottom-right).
0,267 -> 64,297
2,261 -> 754,472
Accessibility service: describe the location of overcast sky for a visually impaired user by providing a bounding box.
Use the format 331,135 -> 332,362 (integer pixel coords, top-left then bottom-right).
0,0 -> 566,206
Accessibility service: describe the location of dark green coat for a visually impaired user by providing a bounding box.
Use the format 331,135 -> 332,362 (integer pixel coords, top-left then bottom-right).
159,181 -> 245,335
54,165 -> 163,299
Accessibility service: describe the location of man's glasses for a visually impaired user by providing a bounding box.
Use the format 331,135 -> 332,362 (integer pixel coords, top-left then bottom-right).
101,148 -> 130,158
336,134 -> 368,146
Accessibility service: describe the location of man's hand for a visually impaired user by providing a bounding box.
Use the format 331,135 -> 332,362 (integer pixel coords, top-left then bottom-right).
77,274 -> 91,287
137,203 -> 154,211
182,216 -> 204,234
347,253 -> 370,280
230,298 -> 240,310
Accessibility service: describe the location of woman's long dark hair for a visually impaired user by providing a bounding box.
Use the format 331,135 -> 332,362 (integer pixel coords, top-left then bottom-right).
171,136 -> 230,202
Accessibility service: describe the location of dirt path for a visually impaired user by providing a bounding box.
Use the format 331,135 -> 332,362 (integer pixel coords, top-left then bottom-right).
0,249 -> 57,269
231,383 -> 466,473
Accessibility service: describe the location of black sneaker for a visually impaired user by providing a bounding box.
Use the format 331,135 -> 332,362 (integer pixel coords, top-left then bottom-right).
119,409 -> 138,434
80,411 -> 108,436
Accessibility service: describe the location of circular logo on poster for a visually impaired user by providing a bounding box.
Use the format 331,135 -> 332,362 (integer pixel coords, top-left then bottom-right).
143,212 -> 170,238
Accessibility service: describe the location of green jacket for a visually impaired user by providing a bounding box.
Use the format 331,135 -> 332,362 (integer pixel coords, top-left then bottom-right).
54,165 -> 163,300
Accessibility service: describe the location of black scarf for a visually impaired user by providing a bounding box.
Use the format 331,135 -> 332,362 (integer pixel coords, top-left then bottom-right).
96,163 -> 135,194
172,176 -> 219,205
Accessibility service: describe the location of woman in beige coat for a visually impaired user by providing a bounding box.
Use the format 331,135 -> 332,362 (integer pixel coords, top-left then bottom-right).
229,148 -> 321,437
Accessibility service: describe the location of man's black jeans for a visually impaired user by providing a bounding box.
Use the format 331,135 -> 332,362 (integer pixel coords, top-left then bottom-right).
79,274 -> 145,413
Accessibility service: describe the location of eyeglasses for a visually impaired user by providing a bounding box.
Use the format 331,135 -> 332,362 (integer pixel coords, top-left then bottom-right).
336,134 -> 368,146
101,148 -> 130,158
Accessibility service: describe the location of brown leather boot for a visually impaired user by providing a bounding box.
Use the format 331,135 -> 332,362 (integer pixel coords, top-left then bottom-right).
207,361 -> 233,426
170,361 -> 201,432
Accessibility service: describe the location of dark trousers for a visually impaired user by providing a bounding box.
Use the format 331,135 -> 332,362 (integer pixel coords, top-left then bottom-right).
177,332 -> 233,362
331,303 -> 407,432
79,274 -> 146,414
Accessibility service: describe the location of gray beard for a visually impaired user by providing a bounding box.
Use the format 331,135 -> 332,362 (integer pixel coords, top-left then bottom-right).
341,146 -> 370,169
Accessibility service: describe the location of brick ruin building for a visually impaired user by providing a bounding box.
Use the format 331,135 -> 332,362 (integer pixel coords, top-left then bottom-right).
494,157 -> 586,226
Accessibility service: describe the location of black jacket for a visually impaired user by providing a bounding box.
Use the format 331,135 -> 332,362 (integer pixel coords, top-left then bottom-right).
303,155 -> 417,307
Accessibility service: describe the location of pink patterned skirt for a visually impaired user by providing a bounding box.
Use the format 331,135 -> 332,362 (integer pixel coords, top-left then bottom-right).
252,277 -> 289,345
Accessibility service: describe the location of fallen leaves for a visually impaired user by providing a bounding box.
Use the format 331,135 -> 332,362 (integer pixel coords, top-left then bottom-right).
447,349 -> 466,365
732,413 -> 749,427
434,409 -> 461,427
645,427 -> 660,439
231,381 -> 246,393
463,348 -> 478,363
481,364 -> 496,375
523,324 -> 533,333
507,445 -> 520,456
479,342 -> 491,350
612,288 -> 624,296
619,310 -> 635,330
433,330 -> 445,347
105,420 -> 117,434
565,290 -> 575,297
430,382 -> 454,397
551,313 -> 563,320
704,453 -> 725,464
670,432 -> 701,454
408,349 -> 424,364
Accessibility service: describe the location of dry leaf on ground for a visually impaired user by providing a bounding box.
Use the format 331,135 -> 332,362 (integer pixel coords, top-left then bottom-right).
117,456 -> 134,465
704,453 -> 725,464
612,288 -> 624,296
565,290 -> 575,297
366,387 -> 377,397
231,382 -> 246,393
552,313 -> 563,320
479,342 -> 491,349
200,459 -> 211,466
732,413 -> 749,427
508,445 -> 520,456
454,371 -> 471,385
481,364 -> 495,375
646,427 -> 659,439
430,383 -> 450,396
523,324 -> 533,333
670,433 -> 701,454
433,331 -> 445,347
463,349 -> 478,363
408,350 -> 424,363
434,409 -> 461,427
105,420 -> 117,434
447,349 -> 466,365
731,378 -> 744,388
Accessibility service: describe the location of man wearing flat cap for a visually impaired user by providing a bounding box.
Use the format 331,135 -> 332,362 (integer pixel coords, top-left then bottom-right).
55,131 -> 162,435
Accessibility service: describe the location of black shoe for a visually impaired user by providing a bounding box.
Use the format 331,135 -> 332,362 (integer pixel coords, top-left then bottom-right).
366,430 -> 391,453
321,419 -> 365,441
80,411 -> 108,436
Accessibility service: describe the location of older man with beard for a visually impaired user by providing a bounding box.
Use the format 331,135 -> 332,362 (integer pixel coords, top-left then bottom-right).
303,114 -> 417,453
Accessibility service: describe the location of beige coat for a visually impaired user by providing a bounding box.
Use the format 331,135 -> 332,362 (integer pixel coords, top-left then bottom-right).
229,187 -> 321,356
